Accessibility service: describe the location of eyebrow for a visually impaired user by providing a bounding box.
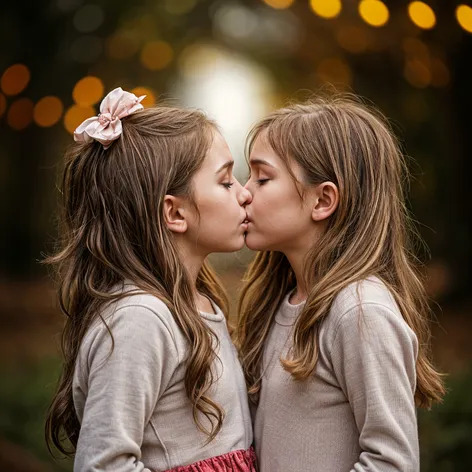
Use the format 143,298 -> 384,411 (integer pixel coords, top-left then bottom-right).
249,158 -> 276,168
215,160 -> 234,174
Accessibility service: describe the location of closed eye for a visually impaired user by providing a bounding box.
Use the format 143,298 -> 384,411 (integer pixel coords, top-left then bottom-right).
222,182 -> 234,189
257,179 -> 269,186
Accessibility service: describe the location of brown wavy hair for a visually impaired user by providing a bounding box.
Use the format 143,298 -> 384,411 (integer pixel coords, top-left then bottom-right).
44,106 -> 230,456
237,95 -> 445,409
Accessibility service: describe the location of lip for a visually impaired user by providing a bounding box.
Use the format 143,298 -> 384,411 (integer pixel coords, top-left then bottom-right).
241,214 -> 250,230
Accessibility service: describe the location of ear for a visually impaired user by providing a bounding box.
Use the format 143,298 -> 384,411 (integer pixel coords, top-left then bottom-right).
163,195 -> 188,233
311,182 -> 339,222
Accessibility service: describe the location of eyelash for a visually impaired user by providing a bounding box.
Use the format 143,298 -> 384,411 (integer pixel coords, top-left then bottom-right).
222,182 -> 234,189
257,179 -> 269,186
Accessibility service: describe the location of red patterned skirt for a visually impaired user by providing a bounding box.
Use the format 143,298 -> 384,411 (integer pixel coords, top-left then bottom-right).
164,447 -> 257,472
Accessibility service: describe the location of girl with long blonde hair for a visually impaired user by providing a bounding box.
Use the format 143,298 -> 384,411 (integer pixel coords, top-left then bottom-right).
238,95 -> 445,471
45,88 -> 256,472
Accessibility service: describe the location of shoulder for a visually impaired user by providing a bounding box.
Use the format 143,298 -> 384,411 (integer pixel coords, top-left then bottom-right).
83,286 -> 181,357
326,277 -> 417,347
331,276 -> 399,317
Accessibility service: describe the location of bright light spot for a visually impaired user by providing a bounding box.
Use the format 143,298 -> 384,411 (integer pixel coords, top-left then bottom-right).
408,1 -> 436,30
359,0 -> 389,27
456,4 -> 472,33
309,0 -> 342,19
73,76 -> 104,106
262,0 -> 295,9
34,96 -> 64,127
174,44 -> 274,178
1,64 -> 30,96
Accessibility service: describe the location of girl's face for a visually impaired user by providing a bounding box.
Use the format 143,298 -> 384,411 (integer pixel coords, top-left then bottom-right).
244,132 -> 319,253
187,131 -> 251,254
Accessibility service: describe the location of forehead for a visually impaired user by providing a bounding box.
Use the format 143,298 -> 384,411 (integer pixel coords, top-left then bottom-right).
249,131 -> 283,168
204,131 -> 233,168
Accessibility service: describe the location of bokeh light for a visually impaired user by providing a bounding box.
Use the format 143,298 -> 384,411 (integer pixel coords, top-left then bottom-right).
359,0 -> 389,27
140,41 -> 174,70
33,96 -> 64,127
404,58 -> 431,88
262,0 -> 295,9
408,1 -> 436,30
7,97 -> 34,130
73,5 -> 104,33
64,104 -> 95,134
131,87 -> 156,107
456,4 -> 472,33
72,76 -> 104,106
1,64 -> 31,96
309,0 -> 342,19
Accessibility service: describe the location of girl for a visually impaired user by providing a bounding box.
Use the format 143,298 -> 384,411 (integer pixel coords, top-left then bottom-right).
237,96 -> 445,471
45,88 -> 256,472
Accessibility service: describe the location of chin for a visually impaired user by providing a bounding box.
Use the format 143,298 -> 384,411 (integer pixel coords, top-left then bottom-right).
244,233 -> 270,252
216,236 -> 246,253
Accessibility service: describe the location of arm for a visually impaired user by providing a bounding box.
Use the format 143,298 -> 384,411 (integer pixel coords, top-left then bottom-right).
330,303 -> 419,472
74,304 -> 178,472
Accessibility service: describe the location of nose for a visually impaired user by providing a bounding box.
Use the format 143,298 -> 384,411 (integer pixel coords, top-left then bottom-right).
238,181 -> 252,206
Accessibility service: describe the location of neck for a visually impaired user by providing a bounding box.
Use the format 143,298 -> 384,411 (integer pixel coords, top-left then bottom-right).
174,237 -> 208,310
284,248 -> 309,304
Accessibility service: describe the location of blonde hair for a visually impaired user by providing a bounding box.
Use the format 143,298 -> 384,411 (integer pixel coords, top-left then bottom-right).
45,106 -> 229,455
237,95 -> 445,409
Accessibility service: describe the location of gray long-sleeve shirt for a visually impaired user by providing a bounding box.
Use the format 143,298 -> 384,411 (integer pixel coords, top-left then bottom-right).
72,289 -> 253,472
254,277 -> 419,472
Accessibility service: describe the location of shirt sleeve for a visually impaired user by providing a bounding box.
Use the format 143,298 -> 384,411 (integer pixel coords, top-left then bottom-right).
330,302 -> 419,472
74,304 -> 179,472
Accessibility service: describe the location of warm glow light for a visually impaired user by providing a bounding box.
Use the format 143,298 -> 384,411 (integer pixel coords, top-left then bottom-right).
1,64 -> 31,96
140,41 -> 174,70
33,96 -> 64,127
7,97 -> 34,130
0,93 -> 6,118
309,0 -> 342,19
64,105 -> 96,134
317,57 -> 352,86
72,76 -> 104,106
456,4 -> 472,33
359,0 -> 389,27
131,87 -> 156,107
404,58 -> 431,88
408,1 -> 436,30
262,0 -> 295,9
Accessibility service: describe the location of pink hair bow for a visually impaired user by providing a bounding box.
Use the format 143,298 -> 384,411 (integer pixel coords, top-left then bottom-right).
74,87 -> 146,149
